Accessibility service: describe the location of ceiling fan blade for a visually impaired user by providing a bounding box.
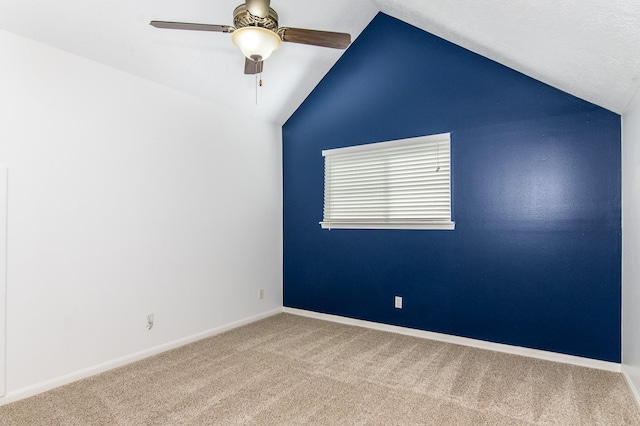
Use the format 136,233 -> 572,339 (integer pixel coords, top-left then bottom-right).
280,28 -> 351,49
244,58 -> 264,75
150,21 -> 234,33
245,0 -> 270,18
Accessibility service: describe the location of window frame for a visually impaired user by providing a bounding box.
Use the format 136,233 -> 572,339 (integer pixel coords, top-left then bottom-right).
320,133 -> 455,230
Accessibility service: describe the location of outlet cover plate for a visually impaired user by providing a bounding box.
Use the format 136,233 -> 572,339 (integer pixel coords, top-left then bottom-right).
395,296 -> 403,309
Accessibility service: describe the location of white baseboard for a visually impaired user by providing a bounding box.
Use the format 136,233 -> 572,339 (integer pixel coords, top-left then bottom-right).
0,308 -> 282,406
283,307 -> 621,373
2,307 -> 621,407
622,366 -> 640,410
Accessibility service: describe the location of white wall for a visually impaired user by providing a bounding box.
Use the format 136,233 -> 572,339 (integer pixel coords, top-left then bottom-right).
0,29 -> 282,398
623,88 -> 640,404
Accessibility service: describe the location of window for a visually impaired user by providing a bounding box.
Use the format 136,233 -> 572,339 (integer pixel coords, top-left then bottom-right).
321,133 -> 454,230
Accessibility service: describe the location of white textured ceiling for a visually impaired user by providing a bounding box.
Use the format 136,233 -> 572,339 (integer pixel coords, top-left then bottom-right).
1,0 -> 639,124
373,0 -> 640,115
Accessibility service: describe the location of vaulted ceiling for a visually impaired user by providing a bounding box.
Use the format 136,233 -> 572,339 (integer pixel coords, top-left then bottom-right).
1,0 -> 639,125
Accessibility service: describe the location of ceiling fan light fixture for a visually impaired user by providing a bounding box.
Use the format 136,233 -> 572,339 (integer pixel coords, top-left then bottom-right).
231,26 -> 282,62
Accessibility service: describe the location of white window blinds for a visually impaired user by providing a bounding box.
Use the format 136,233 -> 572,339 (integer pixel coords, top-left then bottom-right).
321,133 -> 454,230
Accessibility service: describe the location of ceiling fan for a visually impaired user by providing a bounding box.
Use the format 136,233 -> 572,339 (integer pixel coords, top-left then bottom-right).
150,0 -> 351,75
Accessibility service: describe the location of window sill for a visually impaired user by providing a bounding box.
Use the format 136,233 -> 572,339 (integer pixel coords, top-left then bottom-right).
319,221 -> 455,230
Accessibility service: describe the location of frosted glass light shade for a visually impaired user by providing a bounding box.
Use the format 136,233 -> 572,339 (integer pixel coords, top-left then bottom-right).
231,27 -> 282,61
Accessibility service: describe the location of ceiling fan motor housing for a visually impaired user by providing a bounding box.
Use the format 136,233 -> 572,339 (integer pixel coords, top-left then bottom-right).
233,5 -> 279,31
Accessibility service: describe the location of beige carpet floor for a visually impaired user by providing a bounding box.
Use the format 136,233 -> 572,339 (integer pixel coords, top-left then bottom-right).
0,313 -> 639,425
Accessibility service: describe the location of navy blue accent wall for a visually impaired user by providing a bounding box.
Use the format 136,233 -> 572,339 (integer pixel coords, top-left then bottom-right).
282,13 -> 621,362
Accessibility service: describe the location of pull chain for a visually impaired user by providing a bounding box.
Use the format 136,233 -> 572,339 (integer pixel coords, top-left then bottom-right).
255,72 -> 264,105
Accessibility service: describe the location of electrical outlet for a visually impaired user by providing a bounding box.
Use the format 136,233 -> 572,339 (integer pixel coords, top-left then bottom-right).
395,296 -> 403,309
259,289 -> 264,299
146,313 -> 154,330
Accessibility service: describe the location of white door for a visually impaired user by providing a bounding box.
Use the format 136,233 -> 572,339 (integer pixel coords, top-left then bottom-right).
0,167 -> 7,397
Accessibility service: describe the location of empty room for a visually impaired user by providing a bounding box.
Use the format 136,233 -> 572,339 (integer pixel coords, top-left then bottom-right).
1,0 -> 640,424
